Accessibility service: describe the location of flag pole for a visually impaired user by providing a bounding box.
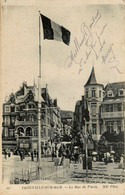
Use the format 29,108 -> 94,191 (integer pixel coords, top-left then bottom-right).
38,11 -> 41,178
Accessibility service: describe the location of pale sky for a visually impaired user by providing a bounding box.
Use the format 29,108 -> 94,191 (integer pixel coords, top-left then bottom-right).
1,1 -> 125,111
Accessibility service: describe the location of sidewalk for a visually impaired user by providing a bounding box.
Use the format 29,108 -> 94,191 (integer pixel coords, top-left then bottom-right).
2,154 -> 125,184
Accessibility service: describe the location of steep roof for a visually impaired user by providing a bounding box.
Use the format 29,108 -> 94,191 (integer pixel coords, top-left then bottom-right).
105,81 -> 125,95
104,81 -> 125,100
85,67 -> 97,86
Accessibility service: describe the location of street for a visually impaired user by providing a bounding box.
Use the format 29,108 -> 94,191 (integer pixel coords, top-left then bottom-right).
2,154 -> 125,184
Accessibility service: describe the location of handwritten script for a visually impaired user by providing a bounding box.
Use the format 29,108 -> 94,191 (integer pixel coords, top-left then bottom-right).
65,10 -> 124,74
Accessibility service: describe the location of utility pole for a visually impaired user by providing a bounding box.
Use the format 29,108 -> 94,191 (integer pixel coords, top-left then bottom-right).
84,105 -> 90,182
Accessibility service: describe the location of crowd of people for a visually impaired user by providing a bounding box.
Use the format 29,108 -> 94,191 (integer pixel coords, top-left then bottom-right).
2,144 -> 124,169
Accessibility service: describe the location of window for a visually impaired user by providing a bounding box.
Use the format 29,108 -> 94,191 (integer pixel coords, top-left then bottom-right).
105,104 -> 113,112
118,104 -> 122,111
106,122 -> 113,133
28,104 -> 34,108
109,105 -> 113,112
9,129 -> 14,137
20,105 -> 25,111
34,128 -> 38,136
31,115 -> 35,121
99,90 -> 101,98
107,90 -> 114,97
17,127 -> 24,136
11,117 -> 15,124
106,105 -> 109,112
119,89 -> 124,96
44,127 -> 46,137
28,115 -> 32,121
11,106 -> 15,112
117,121 -> 122,132
91,88 -> 96,97
91,103 -> 96,114
5,106 -> 10,112
26,127 -> 32,136
16,106 -> 19,112
5,116 -> 10,125
114,104 -> 118,112
92,124 -> 96,134
102,105 -> 105,112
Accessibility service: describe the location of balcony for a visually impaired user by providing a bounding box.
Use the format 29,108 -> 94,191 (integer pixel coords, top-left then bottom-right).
101,111 -> 124,119
15,120 -> 38,126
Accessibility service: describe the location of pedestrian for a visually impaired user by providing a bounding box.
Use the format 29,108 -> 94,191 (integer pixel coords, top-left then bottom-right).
37,151 -> 39,162
23,150 -> 25,159
74,149 -> 79,164
119,155 -> 124,168
79,153 -> 83,164
31,151 -> 34,161
52,150 -> 55,161
20,151 -> 23,161
34,150 -> 36,157
8,150 -> 11,157
59,152 -> 64,166
4,150 -> 7,159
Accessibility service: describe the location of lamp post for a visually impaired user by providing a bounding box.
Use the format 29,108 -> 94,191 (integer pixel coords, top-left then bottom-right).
105,141 -> 108,165
85,120 -> 88,181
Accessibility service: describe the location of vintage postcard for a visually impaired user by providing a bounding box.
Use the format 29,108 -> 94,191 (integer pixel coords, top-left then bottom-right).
0,0 -> 125,194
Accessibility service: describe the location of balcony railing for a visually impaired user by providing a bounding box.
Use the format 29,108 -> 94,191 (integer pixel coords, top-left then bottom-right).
101,111 -> 124,119
15,121 -> 38,126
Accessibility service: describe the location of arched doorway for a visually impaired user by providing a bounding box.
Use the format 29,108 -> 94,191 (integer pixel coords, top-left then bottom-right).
26,127 -> 32,136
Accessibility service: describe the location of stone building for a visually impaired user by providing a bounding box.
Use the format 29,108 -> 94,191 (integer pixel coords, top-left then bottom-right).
74,66 -> 125,145
2,82 -> 62,150
84,67 -> 104,141
101,82 -> 125,134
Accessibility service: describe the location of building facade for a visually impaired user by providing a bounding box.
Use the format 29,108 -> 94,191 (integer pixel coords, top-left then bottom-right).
2,82 -> 62,150
74,67 -> 125,144
60,110 -> 73,140
84,67 -> 104,141
101,82 -> 125,134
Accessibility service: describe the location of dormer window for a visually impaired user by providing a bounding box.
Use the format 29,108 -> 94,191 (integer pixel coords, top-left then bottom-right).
5,105 -> 10,112
119,89 -> 124,96
11,106 -> 15,112
107,90 -> 114,97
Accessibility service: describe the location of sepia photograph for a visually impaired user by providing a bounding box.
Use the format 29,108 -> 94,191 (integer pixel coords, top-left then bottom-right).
0,0 -> 125,194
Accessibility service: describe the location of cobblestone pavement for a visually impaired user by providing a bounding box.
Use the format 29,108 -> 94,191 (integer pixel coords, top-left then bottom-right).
2,154 -> 125,184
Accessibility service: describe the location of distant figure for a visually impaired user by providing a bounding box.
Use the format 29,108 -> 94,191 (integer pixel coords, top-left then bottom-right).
4,150 -> 7,159
31,151 -> 34,161
8,151 -> 11,157
59,153 -> 64,166
119,155 -> 124,168
52,151 -> 55,161
20,151 -> 23,161
34,150 -> 37,157
79,153 -> 83,164
37,151 -> 39,162
111,155 -> 114,163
